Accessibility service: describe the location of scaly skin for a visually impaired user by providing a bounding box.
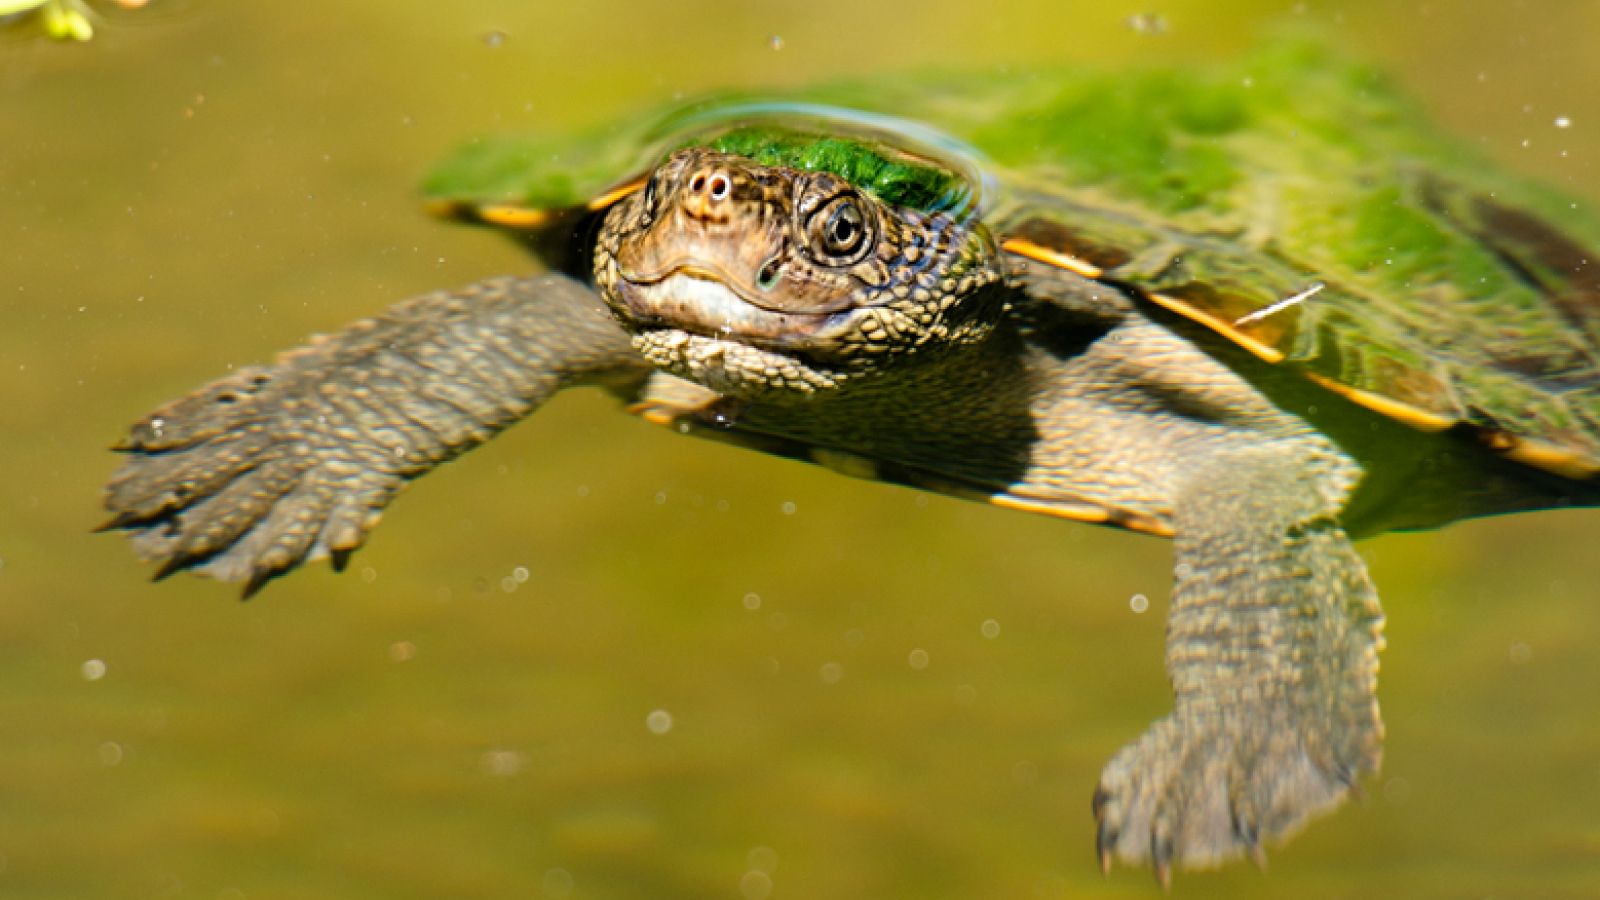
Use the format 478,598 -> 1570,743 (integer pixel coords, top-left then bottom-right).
105,147 -> 1394,880
101,275 -> 648,596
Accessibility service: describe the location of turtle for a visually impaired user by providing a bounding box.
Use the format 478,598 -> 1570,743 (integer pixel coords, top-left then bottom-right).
99,45 -> 1600,883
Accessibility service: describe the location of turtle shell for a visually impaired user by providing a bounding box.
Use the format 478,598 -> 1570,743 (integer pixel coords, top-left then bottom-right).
424,44 -> 1600,480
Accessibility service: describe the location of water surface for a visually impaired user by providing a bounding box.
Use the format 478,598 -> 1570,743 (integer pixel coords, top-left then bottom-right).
2,2 -> 1598,897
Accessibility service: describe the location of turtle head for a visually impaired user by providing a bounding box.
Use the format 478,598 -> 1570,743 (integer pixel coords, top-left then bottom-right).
593,145 -> 1006,398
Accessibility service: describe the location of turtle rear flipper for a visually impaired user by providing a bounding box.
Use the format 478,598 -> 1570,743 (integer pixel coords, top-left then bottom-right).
1093,443 -> 1385,883
101,274 -> 648,597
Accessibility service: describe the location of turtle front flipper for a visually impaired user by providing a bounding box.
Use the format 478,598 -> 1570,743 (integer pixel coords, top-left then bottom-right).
1093,444 -> 1386,885
101,274 -> 649,597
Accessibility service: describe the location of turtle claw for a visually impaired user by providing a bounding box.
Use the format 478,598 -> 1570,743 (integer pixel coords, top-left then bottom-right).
1092,787 -> 1116,874
1152,845 -> 1173,892
241,567 -> 277,601
151,552 -> 191,583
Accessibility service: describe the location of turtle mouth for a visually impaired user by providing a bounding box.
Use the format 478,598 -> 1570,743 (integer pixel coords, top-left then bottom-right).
612,268 -> 843,349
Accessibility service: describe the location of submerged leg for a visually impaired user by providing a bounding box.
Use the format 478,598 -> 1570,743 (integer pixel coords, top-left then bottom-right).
1093,444 -> 1385,884
100,273 -> 650,596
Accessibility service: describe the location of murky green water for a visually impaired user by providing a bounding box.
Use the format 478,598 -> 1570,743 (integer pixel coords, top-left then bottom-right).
3,2 -> 1598,897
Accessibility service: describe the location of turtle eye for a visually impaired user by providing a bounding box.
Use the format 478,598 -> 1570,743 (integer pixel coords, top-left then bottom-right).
808,194 -> 873,264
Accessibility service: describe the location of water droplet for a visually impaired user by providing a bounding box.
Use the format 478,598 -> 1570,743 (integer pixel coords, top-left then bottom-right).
646,709 -> 674,734
742,592 -> 762,610
779,501 -> 796,516
1129,593 -> 1150,614
980,618 -> 1001,639
482,29 -> 507,48
81,659 -> 106,681
907,648 -> 930,670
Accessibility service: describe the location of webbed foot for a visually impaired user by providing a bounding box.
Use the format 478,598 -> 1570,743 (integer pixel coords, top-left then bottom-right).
1093,706 -> 1375,885
100,274 -> 645,596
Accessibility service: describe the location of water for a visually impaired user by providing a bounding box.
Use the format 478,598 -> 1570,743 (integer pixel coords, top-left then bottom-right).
3,2 -> 1599,897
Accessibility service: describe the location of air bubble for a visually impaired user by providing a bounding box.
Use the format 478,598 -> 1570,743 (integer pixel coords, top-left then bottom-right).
543,868 -> 574,898
740,870 -> 774,900
1130,593 -> 1150,614
1555,116 -> 1572,129
480,749 -> 525,776
908,648 -> 930,670
646,709 -> 674,734
1125,12 -> 1169,34
980,618 -> 1001,638
747,846 -> 779,872
81,659 -> 106,681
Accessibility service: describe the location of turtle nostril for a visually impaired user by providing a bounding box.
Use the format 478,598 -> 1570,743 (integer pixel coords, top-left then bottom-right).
708,173 -> 730,201
756,257 -> 782,291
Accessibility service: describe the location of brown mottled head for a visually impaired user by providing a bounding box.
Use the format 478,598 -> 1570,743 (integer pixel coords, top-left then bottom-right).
592,147 -> 1006,398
